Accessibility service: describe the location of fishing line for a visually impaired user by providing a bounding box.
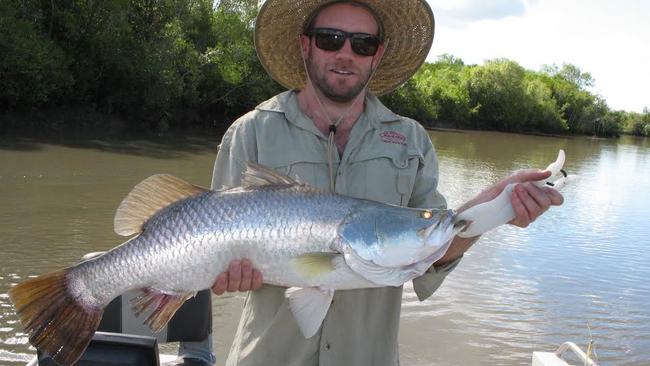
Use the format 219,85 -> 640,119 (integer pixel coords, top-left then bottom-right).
298,36 -> 388,191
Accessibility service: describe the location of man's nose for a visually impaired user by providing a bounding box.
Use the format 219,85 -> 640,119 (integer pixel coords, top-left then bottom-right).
335,38 -> 355,58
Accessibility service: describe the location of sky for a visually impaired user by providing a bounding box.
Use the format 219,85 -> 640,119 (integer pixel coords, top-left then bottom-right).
426,0 -> 650,113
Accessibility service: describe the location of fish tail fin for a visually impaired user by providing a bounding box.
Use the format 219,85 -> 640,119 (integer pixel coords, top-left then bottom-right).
9,269 -> 102,366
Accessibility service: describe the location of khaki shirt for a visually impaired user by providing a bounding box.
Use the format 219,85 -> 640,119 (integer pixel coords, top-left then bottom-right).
212,90 -> 461,366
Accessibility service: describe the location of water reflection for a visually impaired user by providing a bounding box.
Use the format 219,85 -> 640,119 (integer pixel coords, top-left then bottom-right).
0,131 -> 648,365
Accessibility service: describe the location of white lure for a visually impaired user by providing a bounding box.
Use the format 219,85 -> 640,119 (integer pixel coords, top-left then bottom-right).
456,150 -> 578,238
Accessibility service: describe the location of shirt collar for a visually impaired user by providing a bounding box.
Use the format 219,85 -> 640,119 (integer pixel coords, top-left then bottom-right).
255,90 -> 321,136
364,93 -> 401,126
255,90 -> 401,133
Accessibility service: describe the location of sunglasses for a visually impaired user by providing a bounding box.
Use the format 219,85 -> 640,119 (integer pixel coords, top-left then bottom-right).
306,28 -> 381,57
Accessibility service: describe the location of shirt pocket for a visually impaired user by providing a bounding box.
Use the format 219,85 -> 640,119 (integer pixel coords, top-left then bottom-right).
348,147 -> 423,206
258,146 -> 329,189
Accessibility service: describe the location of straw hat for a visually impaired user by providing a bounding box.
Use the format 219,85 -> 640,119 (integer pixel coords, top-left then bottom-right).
254,0 -> 435,96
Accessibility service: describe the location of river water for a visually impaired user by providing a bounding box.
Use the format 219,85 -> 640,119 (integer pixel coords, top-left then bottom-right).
0,130 -> 648,365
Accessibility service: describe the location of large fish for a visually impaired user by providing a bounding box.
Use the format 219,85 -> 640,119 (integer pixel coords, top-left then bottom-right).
9,152 -> 574,366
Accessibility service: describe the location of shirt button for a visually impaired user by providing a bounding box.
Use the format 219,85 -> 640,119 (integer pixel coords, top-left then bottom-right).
325,343 -> 331,350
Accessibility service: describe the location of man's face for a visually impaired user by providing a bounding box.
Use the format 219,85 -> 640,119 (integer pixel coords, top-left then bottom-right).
302,3 -> 383,103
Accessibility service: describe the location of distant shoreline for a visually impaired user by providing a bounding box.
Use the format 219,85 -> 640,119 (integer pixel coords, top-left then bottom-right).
2,107 -> 636,140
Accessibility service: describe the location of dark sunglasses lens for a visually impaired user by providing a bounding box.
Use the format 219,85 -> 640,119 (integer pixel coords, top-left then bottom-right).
315,33 -> 345,51
311,29 -> 380,56
351,36 -> 379,56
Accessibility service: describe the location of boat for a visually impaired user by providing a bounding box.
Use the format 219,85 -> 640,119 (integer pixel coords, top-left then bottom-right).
532,341 -> 599,366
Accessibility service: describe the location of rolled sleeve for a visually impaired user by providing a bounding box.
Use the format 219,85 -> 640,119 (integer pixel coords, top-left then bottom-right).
412,256 -> 462,301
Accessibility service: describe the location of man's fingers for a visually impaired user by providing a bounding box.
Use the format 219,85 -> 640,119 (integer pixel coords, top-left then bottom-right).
239,259 -> 253,291
543,186 -> 565,206
211,272 -> 228,295
513,168 -> 552,184
251,269 -> 263,290
523,183 -> 552,217
227,260 -> 242,292
517,184 -> 543,221
213,259 -> 263,296
510,188 -> 531,227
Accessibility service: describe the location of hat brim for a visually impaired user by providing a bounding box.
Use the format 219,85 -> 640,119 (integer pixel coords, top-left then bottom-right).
254,0 -> 434,96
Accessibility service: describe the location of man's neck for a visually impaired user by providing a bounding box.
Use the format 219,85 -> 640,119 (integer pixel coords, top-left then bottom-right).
296,86 -> 366,138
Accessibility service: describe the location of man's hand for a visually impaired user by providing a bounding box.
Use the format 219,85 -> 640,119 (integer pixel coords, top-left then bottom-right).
211,259 -> 263,295
503,169 -> 564,227
458,169 -> 564,226
437,169 -> 564,266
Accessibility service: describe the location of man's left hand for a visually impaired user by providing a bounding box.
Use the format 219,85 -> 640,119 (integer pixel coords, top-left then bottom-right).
505,169 -> 564,227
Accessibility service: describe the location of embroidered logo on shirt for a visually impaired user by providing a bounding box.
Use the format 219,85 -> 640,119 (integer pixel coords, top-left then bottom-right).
380,131 -> 407,146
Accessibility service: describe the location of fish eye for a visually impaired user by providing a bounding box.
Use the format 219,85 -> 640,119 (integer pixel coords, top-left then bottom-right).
420,210 -> 432,219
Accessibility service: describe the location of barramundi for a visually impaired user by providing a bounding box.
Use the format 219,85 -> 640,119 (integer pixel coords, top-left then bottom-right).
9,152 -> 574,366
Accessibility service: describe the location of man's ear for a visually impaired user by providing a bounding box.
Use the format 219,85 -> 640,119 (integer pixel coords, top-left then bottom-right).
299,35 -> 311,60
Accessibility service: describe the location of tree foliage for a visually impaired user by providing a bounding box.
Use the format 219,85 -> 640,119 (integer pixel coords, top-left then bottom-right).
0,1 -> 73,108
383,58 -> 643,137
0,0 -> 646,136
0,0 -> 280,126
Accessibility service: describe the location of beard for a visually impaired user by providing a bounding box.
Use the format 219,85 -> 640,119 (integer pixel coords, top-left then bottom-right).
306,50 -> 372,103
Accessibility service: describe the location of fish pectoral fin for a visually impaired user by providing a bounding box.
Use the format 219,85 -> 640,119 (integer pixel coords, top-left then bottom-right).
131,288 -> 195,332
114,174 -> 209,236
290,253 -> 339,278
285,287 -> 334,338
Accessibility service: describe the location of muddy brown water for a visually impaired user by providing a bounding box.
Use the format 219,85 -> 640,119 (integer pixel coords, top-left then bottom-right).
1,130 -> 648,365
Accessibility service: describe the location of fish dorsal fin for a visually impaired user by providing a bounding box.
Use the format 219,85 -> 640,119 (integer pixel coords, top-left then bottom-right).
114,174 -> 209,236
241,162 -> 299,187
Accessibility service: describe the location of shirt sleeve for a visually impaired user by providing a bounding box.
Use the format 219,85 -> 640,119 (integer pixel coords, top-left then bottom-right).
211,116 -> 259,189
408,124 -> 462,301
408,127 -> 447,209
412,257 -> 462,301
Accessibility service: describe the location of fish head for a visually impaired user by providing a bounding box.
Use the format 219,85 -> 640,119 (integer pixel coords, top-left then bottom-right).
340,204 -> 458,268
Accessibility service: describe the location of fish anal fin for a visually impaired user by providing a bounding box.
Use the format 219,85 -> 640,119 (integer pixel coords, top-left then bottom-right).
9,269 -> 103,366
285,287 -> 334,338
131,288 -> 194,332
114,174 -> 209,236
241,162 -> 301,187
290,253 -> 338,279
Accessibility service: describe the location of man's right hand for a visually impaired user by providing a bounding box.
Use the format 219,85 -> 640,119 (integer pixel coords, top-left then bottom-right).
211,259 -> 263,295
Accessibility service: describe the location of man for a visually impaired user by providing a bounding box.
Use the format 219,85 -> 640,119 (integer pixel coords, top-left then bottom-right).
209,1 -> 563,365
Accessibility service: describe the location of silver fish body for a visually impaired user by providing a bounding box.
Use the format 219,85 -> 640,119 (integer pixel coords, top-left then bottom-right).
71,185 -> 370,307
72,182 -> 457,307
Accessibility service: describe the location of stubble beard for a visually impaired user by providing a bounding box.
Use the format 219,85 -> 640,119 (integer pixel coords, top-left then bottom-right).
306,51 -> 371,103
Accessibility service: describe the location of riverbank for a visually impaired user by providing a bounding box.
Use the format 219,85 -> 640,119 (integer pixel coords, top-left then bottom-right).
0,108 -> 232,145
4,107 -> 641,141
